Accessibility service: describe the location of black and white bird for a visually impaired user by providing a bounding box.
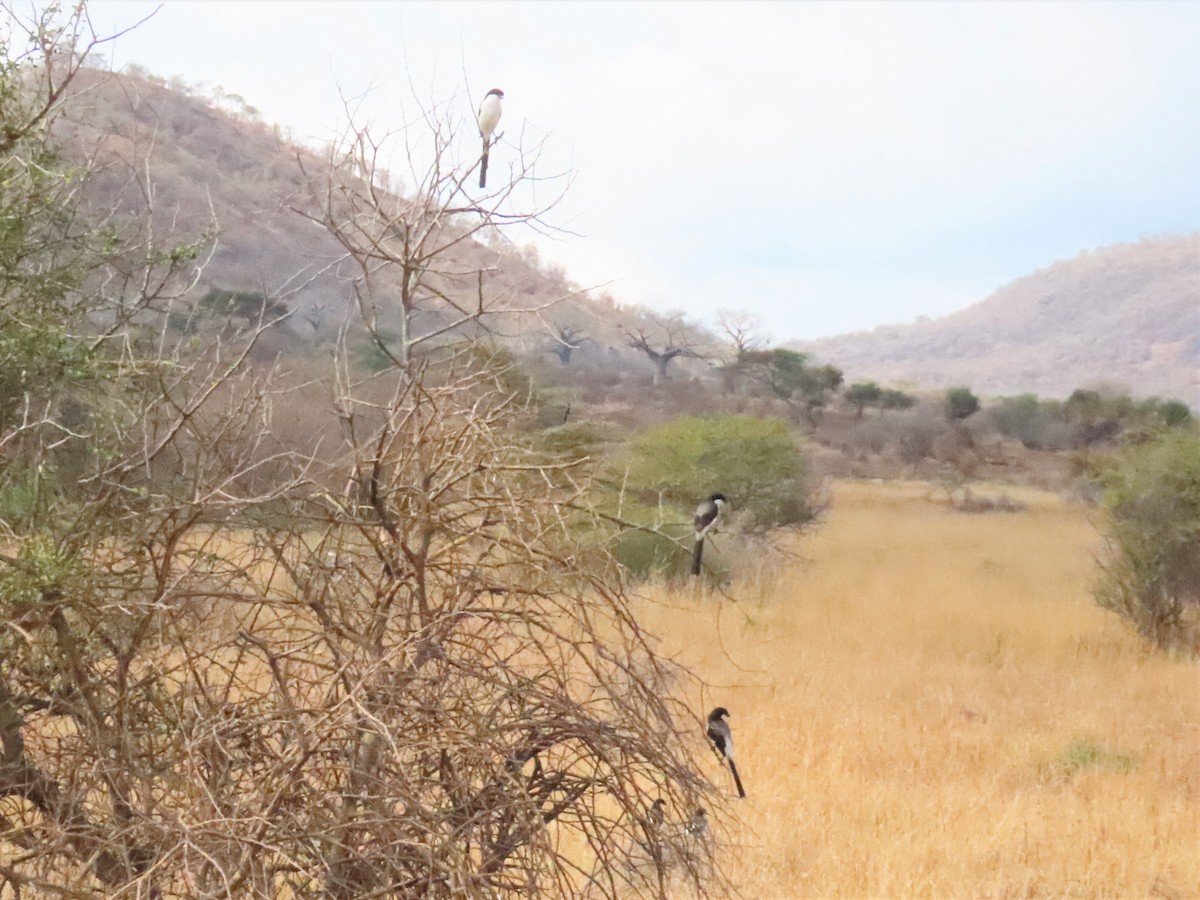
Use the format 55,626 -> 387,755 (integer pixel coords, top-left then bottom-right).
477,87 -> 504,188
706,707 -> 746,798
691,492 -> 727,576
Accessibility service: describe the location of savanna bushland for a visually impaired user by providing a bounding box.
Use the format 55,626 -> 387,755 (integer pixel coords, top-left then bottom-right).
2,4 -> 1197,899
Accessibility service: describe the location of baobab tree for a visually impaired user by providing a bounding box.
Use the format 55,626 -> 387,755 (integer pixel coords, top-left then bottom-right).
547,322 -> 587,364
625,318 -> 706,385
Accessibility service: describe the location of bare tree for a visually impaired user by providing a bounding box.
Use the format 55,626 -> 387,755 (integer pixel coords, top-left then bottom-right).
285,82 -> 726,897
717,310 -> 765,394
625,318 -> 706,386
295,82 -> 575,369
0,16 -> 729,897
717,310 -> 764,360
548,322 -> 587,365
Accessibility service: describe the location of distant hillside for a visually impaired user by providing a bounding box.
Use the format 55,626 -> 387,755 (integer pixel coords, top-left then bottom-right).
54,68 -> 715,376
56,69 -> 1199,404
800,235 -> 1200,402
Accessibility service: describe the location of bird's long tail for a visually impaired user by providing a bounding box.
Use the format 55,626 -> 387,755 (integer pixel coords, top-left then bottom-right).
480,140 -> 490,189
691,535 -> 704,576
728,759 -> 747,798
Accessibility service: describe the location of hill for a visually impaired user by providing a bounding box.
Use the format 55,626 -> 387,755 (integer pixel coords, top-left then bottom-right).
799,235 -> 1200,402
54,68 -> 1199,405
53,67 -> 716,377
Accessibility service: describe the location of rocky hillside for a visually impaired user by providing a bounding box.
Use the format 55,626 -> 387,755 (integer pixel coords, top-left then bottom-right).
800,235 -> 1199,401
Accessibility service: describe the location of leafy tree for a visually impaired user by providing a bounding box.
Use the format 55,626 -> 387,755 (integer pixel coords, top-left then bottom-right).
1064,388 -> 1105,423
945,386 -> 980,421
1093,431 -> 1200,650
879,388 -> 916,413
1143,397 -> 1193,430
619,414 -> 812,531
846,381 -> 882,418
738,348 -> 843,423
612,415 -> 813,580
1064,389 -> 1193,446
989,393 -> 1072,450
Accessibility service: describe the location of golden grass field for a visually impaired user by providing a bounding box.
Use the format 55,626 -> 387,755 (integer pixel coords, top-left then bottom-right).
637,481 -> 1199,899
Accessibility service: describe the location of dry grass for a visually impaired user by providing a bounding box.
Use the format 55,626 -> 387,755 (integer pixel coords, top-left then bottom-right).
636,480 -> 1199,899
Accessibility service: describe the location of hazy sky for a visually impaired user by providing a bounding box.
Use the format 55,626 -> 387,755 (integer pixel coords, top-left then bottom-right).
83,1 -> 1200,342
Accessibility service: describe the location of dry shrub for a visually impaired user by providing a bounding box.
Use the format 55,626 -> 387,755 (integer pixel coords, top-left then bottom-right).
1,21 -> 726,896
633,481 -> 1199,898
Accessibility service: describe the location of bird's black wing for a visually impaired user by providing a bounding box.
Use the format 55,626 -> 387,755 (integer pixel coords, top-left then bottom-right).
706,723 -> 727,756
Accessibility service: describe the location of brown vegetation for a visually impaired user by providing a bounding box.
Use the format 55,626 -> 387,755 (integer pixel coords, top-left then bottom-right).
638,481 -> 1199,897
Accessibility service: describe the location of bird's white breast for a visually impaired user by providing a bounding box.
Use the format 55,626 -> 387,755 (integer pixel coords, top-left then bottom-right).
478,95 -> 502,138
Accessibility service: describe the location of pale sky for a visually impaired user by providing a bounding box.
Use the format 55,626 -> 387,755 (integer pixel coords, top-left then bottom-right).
82,1 -> 1200,342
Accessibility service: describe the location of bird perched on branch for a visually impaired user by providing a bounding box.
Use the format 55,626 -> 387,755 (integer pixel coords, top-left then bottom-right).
641,797 -> 666,862
646,798 -> 665,829
706,707 -> 746,798
477,87 -> 504,188
691,492 -> 727,576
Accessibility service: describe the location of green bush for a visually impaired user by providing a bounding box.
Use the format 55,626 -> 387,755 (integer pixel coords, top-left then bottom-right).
1064,389 -> 1194,446
616,414 -> 811,531
988,394 -> 1072,450
1154,399 -> 1193,429
845,381 -> 881,417
536,421 -> 608,460
1040,737 -> 1137,781
879,388 -> 916,412
945,386 -> 980,421
611,523 -> 734,582
1093,430 -> 1200,650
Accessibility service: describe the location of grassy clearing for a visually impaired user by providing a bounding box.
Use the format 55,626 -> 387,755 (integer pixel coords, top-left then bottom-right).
636,480 -> 1199,899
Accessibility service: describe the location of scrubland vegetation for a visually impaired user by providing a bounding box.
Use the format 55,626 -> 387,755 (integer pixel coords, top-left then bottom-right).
637,481 -> 1199,898
2,5 -> 1197,898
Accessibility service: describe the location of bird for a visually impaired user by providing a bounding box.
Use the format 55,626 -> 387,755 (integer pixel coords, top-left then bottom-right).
640,798 -> 667,867
706,707 -> 746,798
646,798 -> 665,830
691,492 -> 727,576
684,806 -> 708,838
477,87 -> 504,188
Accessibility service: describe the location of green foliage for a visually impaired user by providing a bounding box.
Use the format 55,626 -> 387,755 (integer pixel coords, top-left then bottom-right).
989,393 -> 1072,450
197,287 -> 287,322
611,524 -> 723,582
1155,399 -> 1193,429
0,136 -> 94,428
945,386 -> 980,421
879,388 -> 916,412
845,381 -> 882,416
1064,388 -> 1110,423
0,532 -> 87,662
1063,389 -> 1193,445
1093,430 -> 1200,650
617,414 -> 811,531
735,348 -> 843,420
1041,737 -> 1137,781
990,391 -> 1192,450
537,421 -> 608,461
